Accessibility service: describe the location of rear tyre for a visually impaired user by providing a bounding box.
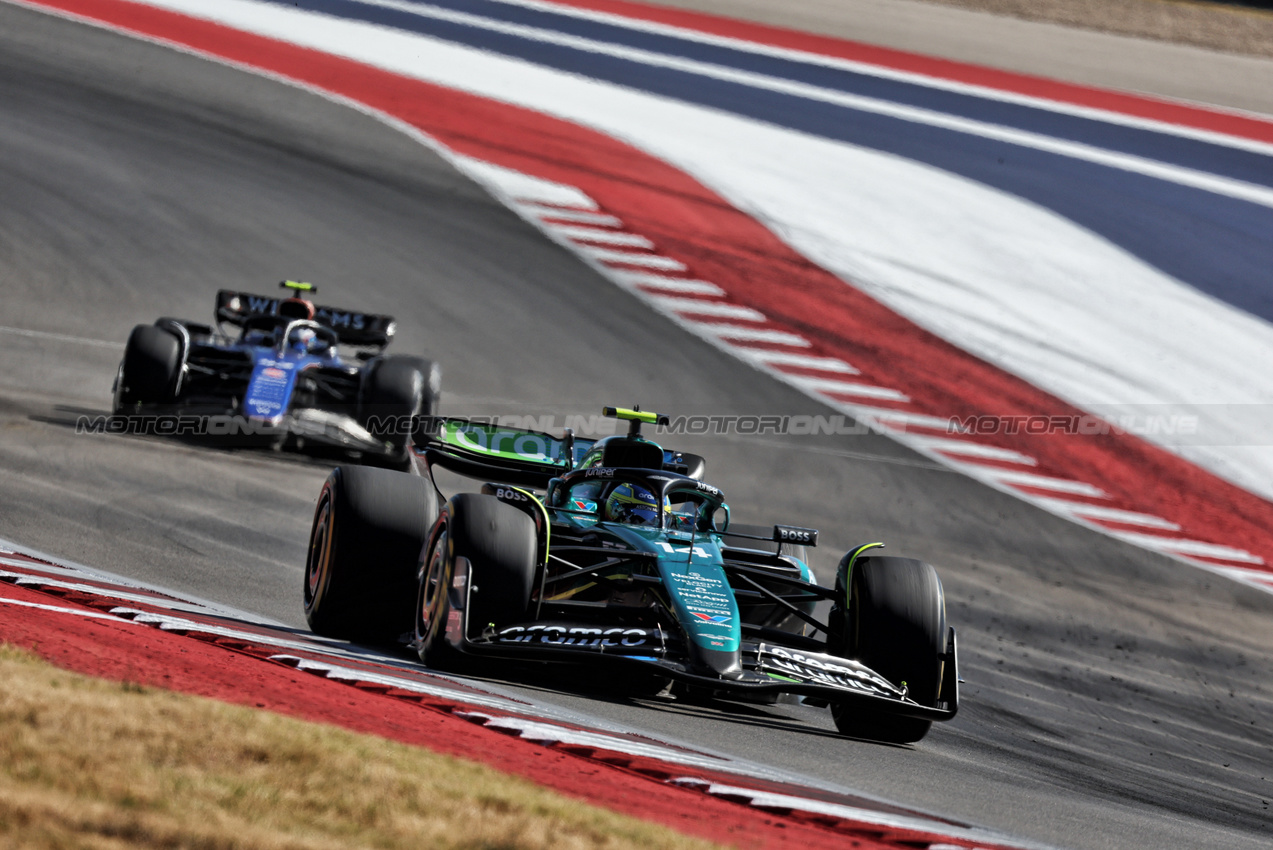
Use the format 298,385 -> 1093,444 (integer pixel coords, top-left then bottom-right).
830,556 -> 946,744
415,493 -> 536,668
303,465 -> 438,643
361,356 -> 440,464
114,324 -> 181,411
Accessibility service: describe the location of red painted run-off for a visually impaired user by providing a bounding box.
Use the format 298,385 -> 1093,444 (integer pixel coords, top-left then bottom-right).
31,0 -> 1273,575
0,552 -> 1018,850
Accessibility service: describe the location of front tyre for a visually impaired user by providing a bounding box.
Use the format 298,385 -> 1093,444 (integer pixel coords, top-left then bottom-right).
303,465 -> 438,643
415,493 -> 536,668
830,556 -> 947,744
113,324 -> 181,412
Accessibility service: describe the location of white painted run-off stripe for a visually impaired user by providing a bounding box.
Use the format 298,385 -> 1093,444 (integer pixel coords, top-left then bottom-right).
498,0 -> 1273,159
1030,497 -> 1181,531
976,468 -> 1108,498
519,203 -> 622,226
698,325 -> 810,346
787,374 -> 909,403
343,0 -> 1273,209
618,273 -> 725,295
650,296 -> 767,320
851,407 -> 960,431
555,225 -> 653,247
911,436 -> 1037,465
583,245 -> 686,270
743,350 -> 859,374
816,385 -> 910,403
1113,533 -> 1264,564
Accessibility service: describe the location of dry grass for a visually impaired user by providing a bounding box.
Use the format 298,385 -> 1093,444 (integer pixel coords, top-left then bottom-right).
914,0 -> 1273,58
0,645 -> 725,850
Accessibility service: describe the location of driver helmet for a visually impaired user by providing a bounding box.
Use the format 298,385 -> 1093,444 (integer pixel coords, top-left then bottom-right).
288,326 -> 318,354
604,483 -> 669,527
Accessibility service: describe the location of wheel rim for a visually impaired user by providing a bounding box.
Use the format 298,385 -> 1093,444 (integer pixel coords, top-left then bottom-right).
417,528 -> 449,643
304,491 -> 334,610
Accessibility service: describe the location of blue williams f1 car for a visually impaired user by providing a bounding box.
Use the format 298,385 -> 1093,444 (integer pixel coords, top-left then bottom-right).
112,281 -> 439,464
302,407 -> 958,743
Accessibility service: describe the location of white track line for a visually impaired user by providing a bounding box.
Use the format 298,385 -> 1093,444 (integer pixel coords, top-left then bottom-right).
0,324 -> 122,348
0,595 -> 128,620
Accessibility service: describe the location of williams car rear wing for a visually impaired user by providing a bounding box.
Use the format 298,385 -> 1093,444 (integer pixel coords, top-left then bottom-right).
214,289 -> 396,349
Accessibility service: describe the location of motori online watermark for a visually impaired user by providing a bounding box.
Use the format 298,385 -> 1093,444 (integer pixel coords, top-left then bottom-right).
78,407 -> 1267,444
943,413 -> 1199,438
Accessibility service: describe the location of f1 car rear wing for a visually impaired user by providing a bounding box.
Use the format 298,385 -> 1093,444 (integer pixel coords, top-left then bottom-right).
419,417 -> 704,488
420,420 -> 574,488
214,289 -> 396,349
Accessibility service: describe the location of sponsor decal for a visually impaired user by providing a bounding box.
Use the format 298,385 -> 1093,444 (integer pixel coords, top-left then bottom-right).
244,359 -> 295,419
495,624 -> 659,649
655,541 -> 711,558
245,295 -> 275,314
760,645 -> 896,696
494,487 -> 529,503
448,422 -> 555,462
775,525 -> 818,546
314,308 -> 367,331
584,467 -> 616,478
666,571 -> 735,638
234,295 -> 371,332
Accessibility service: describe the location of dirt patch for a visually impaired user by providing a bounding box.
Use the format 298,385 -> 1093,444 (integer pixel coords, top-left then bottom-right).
910,0 -> 1273,58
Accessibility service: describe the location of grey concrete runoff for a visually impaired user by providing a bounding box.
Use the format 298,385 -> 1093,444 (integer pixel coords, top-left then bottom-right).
638,0 -> 1273,117
0,4 -> 1271,850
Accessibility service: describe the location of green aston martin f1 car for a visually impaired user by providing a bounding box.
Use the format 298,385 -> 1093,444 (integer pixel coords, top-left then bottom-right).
302,407 -> 958,743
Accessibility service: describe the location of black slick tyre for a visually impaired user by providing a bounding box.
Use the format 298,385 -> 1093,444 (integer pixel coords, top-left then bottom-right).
361,356 -> 440,463
114,324 -> 181,411
415,493 -> 536,668
303,465 -> 438,643
830,555 -> 947,744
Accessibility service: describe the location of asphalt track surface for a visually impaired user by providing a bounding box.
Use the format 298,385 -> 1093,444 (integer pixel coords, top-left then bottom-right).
1,3 -> 1272,849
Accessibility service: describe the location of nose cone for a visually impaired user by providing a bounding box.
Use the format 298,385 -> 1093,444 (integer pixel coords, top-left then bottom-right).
693,645 -> 743,679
